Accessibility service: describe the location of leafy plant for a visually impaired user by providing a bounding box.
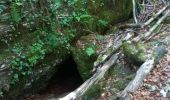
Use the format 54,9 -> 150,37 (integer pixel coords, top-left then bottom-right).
86,47 -> 95,56
5,0 -> 94,85
10,40 -> 46,84
10,0 -> 22,24
98,20 -> 109,27
0,91 -> 3,97
28,40 -> 46,66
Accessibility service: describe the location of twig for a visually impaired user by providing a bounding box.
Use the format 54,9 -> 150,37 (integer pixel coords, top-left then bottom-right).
132,0 -> 138,24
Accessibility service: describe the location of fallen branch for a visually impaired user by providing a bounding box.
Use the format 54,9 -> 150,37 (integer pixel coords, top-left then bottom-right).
132,9 -> 170,42
118,4 -> 169,29
132,0 -> 138,24
118,23 -> 141,29
146,24 -> 163,41
142,4 -> 170,27
144,10 -> 170,38
118,44 -> 167,100
93,32 -> 134,70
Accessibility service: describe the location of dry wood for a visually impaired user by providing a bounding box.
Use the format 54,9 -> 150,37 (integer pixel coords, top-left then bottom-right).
132,0 -> 138,24
144,10 -> 170,38
118,23 -> 141,29
132,10 -> 170,42
142,4 -> 170,27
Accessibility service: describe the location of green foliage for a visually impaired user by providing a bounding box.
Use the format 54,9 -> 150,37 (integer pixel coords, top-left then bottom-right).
10,0 -> 22,24
72,9 -> 92,23
114,80 -> 126,90
28,40 -> 45,66
0,91 -> 3,97
10,40 -> 46,84
0,5 -> 5,14
98,19 -> 109,27
4,0 -> 93,85
86,47 -> 95,56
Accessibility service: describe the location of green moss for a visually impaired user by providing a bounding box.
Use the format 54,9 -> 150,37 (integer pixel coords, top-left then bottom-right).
163,16 -> 170,23
88,0 -> 132,23
74,0 -> 132,34
123,41 -> 146,66
125,74 -> 134,80
71,47 -> 96,80
83,84 -> 101,99
114,80 -> 126,90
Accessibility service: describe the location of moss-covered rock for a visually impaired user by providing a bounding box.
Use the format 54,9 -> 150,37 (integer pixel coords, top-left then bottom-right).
0,30 -> 69,100
87,0 -> 132,24
71,34 -> 115,80
0,51 -> 68,100
75,0 -> 132,34
122,41 -> 146,66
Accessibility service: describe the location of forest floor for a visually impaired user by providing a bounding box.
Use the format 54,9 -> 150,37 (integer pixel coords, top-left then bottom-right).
131,25 -> 170,100
97,23 -> 170,100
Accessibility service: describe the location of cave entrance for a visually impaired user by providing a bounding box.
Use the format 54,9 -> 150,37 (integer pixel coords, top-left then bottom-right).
25,57 -> 83,100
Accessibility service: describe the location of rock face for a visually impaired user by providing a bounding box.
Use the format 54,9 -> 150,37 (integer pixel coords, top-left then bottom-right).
74,0 -> 132,35
87,0 -> 132,24
71,0 -> 133,80
71,34 -> 115,80
0,0 -> 133,99
0,0 -> 69,99
0,39 -> 68,100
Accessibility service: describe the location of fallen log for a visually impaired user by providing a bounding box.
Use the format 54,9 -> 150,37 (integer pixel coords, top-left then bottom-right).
118,43 -> 168,100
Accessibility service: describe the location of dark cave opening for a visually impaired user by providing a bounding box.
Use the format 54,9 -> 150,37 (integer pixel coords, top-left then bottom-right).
24,57 -> 83,100
41,56 -> 83,96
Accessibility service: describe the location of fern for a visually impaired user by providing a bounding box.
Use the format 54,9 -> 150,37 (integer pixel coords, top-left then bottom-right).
10,2 -> 21,24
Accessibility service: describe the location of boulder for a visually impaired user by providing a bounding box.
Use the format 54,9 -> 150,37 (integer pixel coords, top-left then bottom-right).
122,41 -> 146,67
71,34 -> 115,80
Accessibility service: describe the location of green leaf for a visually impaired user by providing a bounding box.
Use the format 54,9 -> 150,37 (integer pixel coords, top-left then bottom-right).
86,47 -> 95,56
14,74 -> 19,79
98,20 -> 108,27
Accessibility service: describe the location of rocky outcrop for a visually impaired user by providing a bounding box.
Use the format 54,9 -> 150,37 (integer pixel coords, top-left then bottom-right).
122,41 -> 146,66
0,0 -> 133,99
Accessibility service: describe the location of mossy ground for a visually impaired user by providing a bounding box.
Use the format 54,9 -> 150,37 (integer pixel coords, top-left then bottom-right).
81,63 -> 135,99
